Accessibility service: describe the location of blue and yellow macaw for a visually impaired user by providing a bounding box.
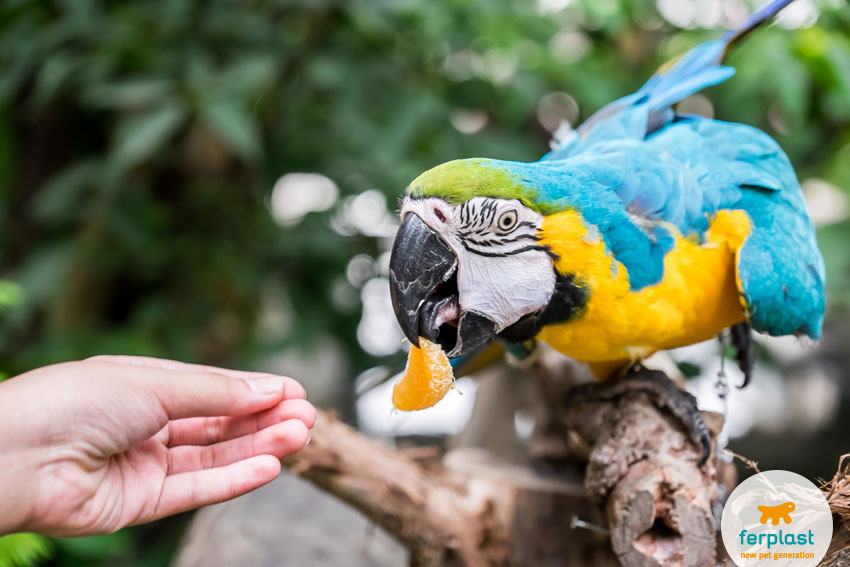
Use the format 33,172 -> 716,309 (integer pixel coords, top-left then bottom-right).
388,0 -> 825,389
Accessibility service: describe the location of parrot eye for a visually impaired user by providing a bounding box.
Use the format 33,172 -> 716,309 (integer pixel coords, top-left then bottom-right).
496,209 -> 518,233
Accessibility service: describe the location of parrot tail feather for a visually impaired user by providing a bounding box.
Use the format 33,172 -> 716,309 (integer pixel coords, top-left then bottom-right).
722,0 -> 795,51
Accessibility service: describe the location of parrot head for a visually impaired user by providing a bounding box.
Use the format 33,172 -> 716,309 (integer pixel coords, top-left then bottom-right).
389,158 -> 587,358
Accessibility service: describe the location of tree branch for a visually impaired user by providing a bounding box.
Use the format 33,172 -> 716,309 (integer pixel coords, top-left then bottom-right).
283,411 -> 510,567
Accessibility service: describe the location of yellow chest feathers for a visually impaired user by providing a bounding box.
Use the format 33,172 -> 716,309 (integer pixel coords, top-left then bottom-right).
537,209 -> 750,363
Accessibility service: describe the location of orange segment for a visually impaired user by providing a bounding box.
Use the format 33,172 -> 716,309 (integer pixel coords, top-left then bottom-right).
392,337 -> 454,411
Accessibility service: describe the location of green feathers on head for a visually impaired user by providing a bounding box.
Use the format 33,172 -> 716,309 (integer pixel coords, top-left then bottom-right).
408,158 -> 539,207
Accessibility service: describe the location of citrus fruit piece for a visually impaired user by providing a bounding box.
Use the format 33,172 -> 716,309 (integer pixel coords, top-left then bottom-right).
392,337 -> 454,411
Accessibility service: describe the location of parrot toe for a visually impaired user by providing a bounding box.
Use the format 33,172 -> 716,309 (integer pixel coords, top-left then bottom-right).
729,322 -> 754,388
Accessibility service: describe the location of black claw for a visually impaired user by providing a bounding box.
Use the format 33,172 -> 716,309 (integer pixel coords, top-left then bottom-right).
563,369 -> 713,467
729,322 -> 754,388
698,427 -> 711,467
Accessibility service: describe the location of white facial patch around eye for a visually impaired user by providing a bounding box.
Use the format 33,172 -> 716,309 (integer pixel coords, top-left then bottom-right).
399,195 -> 556,332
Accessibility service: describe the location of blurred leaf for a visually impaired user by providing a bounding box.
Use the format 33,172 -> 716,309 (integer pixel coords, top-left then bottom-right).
219,56 -> 278,98
32,53 -> 80,109
0,533 -> 52,567
677,360 -> 702,379
0,280 -> 24,309
15,243 -> 74,306
32,160 -> 101,223
54,531 -> 133,561
821,139 -> 850,192
818,221 -> 850,307
81,78 -> 174,110
768,38 -> 809,129
0,40 -> 38,106
825,34 -> 850,119
199,98 -> 261,162
111,103 -> 186,171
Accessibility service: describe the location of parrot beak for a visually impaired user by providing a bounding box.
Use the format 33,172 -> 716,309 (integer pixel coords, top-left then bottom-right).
389,213 -> 498,358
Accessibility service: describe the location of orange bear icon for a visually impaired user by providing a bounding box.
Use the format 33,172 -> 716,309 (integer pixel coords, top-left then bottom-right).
757,502 -> 795,525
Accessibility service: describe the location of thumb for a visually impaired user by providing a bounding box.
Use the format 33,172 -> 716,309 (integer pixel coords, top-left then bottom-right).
87,357 -> 288,419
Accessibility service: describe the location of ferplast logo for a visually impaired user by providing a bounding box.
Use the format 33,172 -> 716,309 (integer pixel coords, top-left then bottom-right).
738,501 -> 816,552
758,502 -> 795,525
721,470 -> 832,566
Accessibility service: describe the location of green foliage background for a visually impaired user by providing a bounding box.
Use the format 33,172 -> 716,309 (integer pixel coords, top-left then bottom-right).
0,0 -> 848,565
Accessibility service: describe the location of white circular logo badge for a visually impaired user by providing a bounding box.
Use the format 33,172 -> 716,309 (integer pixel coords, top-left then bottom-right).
721,470 -> 832,566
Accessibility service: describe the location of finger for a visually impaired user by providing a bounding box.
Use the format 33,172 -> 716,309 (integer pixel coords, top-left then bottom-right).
83,359 -> 286,420
87,355 -> 307,399
167,398 -> 317,447
167,419 -> 310,474
150,455 -> 281,522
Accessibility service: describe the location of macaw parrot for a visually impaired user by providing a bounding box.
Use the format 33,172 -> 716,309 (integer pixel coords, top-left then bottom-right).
388,0 -> 825,397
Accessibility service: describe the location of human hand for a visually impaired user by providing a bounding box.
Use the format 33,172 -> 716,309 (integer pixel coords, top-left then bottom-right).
0,356 -> 316,537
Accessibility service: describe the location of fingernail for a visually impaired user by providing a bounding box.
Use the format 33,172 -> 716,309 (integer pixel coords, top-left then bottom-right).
248,376 -> 285,396
306,430 -> 312,446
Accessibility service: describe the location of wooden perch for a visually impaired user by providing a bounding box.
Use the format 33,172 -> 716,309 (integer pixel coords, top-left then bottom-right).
283,371 -> 726,567
281,356 -> 730,567
283,411 -> 511,567
563,373 -> 724,567
284,408 -> 620,567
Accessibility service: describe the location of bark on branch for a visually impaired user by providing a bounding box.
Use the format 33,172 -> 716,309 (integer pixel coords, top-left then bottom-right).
283,411 -> 511,567
563,379 -> 725,567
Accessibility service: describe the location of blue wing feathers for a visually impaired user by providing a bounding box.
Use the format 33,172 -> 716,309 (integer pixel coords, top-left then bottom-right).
736,189 -> 826,338
637,44 -> 734,111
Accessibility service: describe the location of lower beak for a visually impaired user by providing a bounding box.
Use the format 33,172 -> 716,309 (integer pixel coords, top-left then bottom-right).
389,213 -> 498,357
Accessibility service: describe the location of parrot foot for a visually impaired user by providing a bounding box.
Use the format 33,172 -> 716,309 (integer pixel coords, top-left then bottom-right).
563,367 -> 711,466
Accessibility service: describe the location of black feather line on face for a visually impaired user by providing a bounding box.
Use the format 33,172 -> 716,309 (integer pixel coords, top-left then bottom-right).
459,200 -> 503,231
463,234 -> 541,248
467,238 -> 497,247
495,233 -> 541,244
459,241 -> 550,258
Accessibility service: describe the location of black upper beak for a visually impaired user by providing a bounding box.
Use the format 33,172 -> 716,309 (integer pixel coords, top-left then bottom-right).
389,213 -> 457,348
389,212 -> 499,358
